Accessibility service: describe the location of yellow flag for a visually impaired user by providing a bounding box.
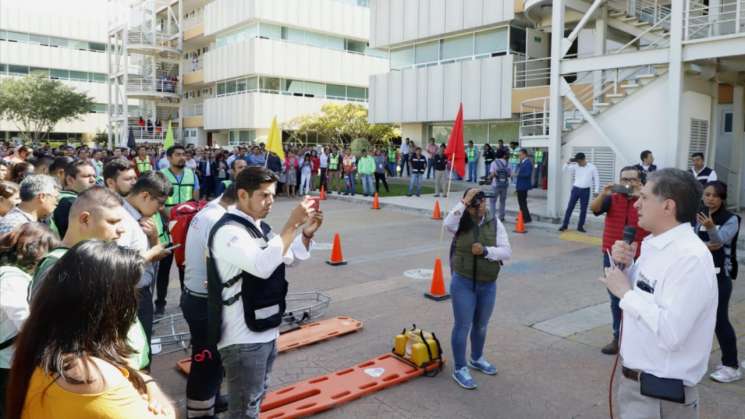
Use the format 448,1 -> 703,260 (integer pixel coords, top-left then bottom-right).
265,116 -> 284,161
163,120 -> 174,149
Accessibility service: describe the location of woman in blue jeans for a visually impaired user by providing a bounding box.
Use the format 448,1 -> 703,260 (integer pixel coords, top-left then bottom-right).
444,187 -> 512,389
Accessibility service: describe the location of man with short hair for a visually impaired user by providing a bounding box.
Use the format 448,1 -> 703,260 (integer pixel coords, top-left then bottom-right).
0,175 -> 59,234
591,166 -> 649,355
466,141 -> 479,183
635,150 -> 657,184
601,168 -> 717,419
433,145 -> 448,198
559,152 -> 600,233
357,149 -> 376,197
51,160 -> 97,238
489,149 -> 512,222
48,157 -> 72,187
690,152 -> 717,186
425,138 -> 437,180
181,186 -> 237,418
135,145 -> 154,175
208,168 -> 323,419
399,138 -> 411,177
104,159 -> 138,197
407,147 -> 426,197
515,149 -> 533,223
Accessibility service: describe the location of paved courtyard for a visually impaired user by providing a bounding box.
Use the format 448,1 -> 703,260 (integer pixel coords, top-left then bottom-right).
150,197 -> 745,419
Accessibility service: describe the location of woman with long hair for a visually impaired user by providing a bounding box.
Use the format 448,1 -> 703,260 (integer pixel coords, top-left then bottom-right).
0,223 -> 60,417
9,163 -> 33,185
5,240 -> 174,419
696,181 -> 743,383
0,182 -> 20,217
443,188 -> 512,390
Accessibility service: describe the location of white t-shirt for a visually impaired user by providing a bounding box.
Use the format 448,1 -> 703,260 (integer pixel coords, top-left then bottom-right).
183,198 -> 227,296
116,202 -> 156,289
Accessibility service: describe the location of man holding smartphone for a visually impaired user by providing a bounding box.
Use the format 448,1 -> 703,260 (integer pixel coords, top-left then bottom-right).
590,166 -> 648,355
600,168 -> 717,419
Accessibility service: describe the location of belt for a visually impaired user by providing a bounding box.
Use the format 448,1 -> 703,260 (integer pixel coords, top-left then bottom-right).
184,287 -> 208,299
622,366 -> 640,382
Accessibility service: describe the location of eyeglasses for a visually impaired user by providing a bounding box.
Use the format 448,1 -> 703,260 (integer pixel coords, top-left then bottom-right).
620,177 -> 639,183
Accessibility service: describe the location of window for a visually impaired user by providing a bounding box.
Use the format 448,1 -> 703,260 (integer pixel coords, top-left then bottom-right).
510,26 -> 527,55
475,28 -> 508,56
0,64 -> 6,74
260,77 -> 280,92
415,41 -> 439,65
49,37 -> 68,48
347,86 -> 366,101
463,124 -> 488,144
327,84 -> 346,99
216,83 -> 226,96
236,78 -> 247,93
346,39 -> 367,54
723,112 -> 733,133
239,130 -> 254,142
390,46 -> 414,69
8,65 -> 28,75
30,67 -> 49,77
89,42 -> 106,52
441,33 -> 473,61
226,80 -> 237,94
304,81 -> 325,97
91,73 -> 106,83
90,103 -> 107,113
282,79 -> 304,96
69,71 -> 88,82
5,31 -> 28,43
258,23 -> 282,40
29,34 -> 49,46
245,77 -> 257,91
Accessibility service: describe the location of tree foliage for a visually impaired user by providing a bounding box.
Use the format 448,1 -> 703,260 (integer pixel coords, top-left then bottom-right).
284,103 -> 398,147
0,75 -> 95,142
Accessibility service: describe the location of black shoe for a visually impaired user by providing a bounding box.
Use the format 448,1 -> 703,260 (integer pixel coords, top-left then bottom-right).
577,227 -> 587,233
601,338 -> 619,355
558,226 -> 567,232
154,305 -> 165,316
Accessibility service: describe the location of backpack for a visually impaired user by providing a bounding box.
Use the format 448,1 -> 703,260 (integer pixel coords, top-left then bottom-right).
494,160 -> 510,187
169,200 -> 208,268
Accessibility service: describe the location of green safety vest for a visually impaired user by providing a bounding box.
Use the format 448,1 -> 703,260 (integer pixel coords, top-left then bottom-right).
161,168 -> 195,207
328,155 -> 340,171
387,148 -> 397,163
135,157 -> 152,174
48,190 -> 79,237
467,147 -> 476,161
153,212 -> 170,244
452,218 -> 500,283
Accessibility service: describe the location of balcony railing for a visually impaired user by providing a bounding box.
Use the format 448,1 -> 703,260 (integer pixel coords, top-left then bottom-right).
183,10 -> 204,31
127,77 -> 179,94
182,102 -> 203,117
183,57 -> 203,72
685,0 -> 745,40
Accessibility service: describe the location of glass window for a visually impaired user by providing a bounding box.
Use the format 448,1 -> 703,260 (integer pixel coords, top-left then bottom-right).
304,81 -> 325,97
0,30 -> 6,41
724,112 -> 733,133
365,47 -> 387,59
29,34 -> 48,45
260,77 -> 280,92
6,31 -> 29,43
430,125 -> 452,144
239,130 -> 254,142
415,41 -> 438,64
89,42 -> 106,52
475,28 -> 508,55
327,84 -> 346,99
259,23 -> 282,40
488,122 -> 519,143
225,80 -> 237,94
217,82 -> 226,96
347,86 -> 366,101
245,77 -> 257,91
30,67 -> 49,77
463,124 -> 488,144
346,39 -> 366,54
282,79 -> 304,95
390,46 -> 414,69
236,78 -> 247,93
0,64 -> 7,74
510,26 -> 527,54
91,73 -> 106,83
441,34 -> 473,61
8,65 -> 28,75
282,26 -> 305,43
91,103 -> 107,113
305,31 -> 344,50
49,37 -> 68,48
69,71 -> 88,81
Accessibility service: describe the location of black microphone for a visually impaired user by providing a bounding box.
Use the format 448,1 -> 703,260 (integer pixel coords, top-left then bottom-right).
617,226 -> 637,270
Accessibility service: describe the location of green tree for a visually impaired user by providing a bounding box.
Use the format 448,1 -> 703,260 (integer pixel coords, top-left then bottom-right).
285,103 -> 398,147
0,75 -> 95,142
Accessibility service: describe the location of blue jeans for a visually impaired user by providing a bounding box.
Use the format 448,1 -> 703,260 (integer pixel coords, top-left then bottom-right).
490,186 -> 508,220
426,160 -> 434,179
387,162 -> 396,177
450,272 -> 497,370
361,174 -> 374,195
468,161 -> 477,182
220,341 -> 277,419
561,186 -> 591,229
603,253 -> 621,339
407,173 -> 422,195
344,173 -> 356,194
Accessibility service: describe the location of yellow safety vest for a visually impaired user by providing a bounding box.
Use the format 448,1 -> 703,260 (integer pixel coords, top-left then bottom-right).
161,168 -> 195,207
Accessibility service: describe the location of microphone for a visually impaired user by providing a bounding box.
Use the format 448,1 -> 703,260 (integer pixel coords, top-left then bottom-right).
617,225 -> 637,270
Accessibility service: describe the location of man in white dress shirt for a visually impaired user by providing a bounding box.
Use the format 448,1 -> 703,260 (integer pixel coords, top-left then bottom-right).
559,152 -> 600,233
601,168 -> 717,419
207,167 -> 323,418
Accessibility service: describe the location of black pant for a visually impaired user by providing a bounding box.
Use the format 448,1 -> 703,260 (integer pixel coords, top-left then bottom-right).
561,186 -> 590,229
201,176 -> 214,199
137,286 -> 154,368
0,368 -> 8,418
399,153 -> 410,177
715,274 -> 739,368
374,173 -> 389,192
516,190 -> 532,222
320,168 -> 328,191
181,292 -> 223,417
155,254 -> 184,309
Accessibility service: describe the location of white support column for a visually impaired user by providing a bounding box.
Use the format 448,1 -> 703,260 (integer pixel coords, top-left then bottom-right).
593,5 -> 608,100
731,86 -> 744,209
668,0 -> 684,168
547,0 -> 566,219
709,0 -> 721,37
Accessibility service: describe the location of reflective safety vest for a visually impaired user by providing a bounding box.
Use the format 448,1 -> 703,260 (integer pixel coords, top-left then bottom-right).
222,179 -> 232,189
328,154 -> 340,171
467,147 -> 477,162
153,212 -> 170,244
387,148 -> 397,163
135,157 -> 152,174
161,168 -> 195,207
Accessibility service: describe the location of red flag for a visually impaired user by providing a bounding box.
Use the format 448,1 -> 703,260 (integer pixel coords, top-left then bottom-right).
444,103 -> 466,178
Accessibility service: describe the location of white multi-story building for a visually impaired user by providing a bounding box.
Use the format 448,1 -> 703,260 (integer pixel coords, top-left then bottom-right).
0,0 -> 111,143
181,0 -> 389,146
369,0 -> 745,211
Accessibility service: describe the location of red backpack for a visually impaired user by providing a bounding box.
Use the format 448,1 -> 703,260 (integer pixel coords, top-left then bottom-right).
169,200 -> 208,268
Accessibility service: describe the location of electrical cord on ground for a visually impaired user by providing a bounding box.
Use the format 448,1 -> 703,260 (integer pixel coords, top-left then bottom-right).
608,319 -> 623,419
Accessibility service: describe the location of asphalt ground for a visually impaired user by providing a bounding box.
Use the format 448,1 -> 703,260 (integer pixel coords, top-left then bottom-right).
150,198 -> 745,419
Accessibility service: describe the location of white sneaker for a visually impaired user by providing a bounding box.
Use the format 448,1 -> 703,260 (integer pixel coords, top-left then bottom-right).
710,366 -> 743,383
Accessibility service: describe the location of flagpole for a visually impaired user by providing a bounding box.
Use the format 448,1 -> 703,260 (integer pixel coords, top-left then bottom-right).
439,152 -> 457,243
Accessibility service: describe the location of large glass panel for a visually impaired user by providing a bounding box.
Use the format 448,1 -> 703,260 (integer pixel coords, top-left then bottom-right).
236,78 -> 247,93
8,65 -> 28,75
89,42 -> 106,52
91,73 -> 106,83
260,77 -> 280,92
488,122 -> 519,143
216,82 -> 226,96
306,31 -> 344,50
390,46 -> 414,69
49,37 -> 68,48
327,84 -> 346,99
0,31 -> 6,41
69,71 -> 88,81
29,34 -> 48,45
30,67 -> 49,77
347,86 -> 366,101
463,123 -> 488,144
475,28 -> 508,55
0,64 -> 7,74
415,40 -> 438,65
304,81 -> 325,97
365,47 -> 387,58
510,26 -> 526,54
441,34 -> 473,61
225,80 -> 237,94
239,130 -> 254,142
258,23 -> 282,40
430,125 -> 452,145
6,31 -> 29,43
69,40 -> 88,50
246,77 -> 257,91
346,39 -> 366,54
282,27 -> 305,43
50,68 -> 69,79
283,79 -> 305,95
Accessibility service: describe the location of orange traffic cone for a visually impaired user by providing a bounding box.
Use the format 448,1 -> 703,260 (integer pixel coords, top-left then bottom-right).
514,210 -> 527,234
372,192 -> 380,210
424,257 -> 450,301
326,233 -> 347,266
320,186 -> 327,200
431,200 -> 442,220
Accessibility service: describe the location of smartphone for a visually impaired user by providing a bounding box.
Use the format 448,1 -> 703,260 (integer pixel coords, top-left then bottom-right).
700,205 -> 709,217
164,243 -> 182,252
309,196 -> 320,211
610,184 -> 632,195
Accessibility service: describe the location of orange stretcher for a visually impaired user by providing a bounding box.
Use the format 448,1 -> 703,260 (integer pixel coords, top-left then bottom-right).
176,316 -> 363,375
260,353 -> 443,419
